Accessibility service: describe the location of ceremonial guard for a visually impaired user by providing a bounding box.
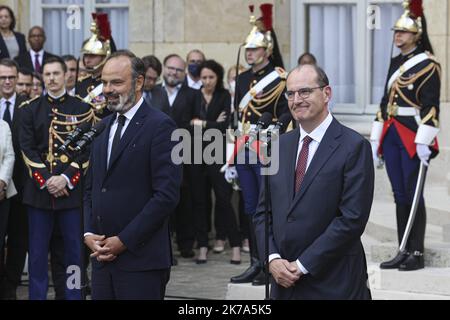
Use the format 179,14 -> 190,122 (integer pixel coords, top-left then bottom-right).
227,4 -> 289,285
76,13 -> 113,120
370,0 -> 441,271
20,57 -> 95,299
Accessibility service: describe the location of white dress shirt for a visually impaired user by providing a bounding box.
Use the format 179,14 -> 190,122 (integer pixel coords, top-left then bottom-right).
187,75 -> 202,90
269,112 -> 333,274
107,97 -> 143,167
0,93 -> 16,121
162,82 -> 182,107
30,49 -> 44,68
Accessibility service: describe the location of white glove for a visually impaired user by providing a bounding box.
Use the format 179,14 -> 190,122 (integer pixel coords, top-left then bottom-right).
370,140 -> 383,168
224,166 -> 238,184
416,144 -> 431,167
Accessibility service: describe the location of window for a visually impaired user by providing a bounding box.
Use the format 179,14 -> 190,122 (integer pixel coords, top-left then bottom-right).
30,0 -> 128,57
291,0 -> 403,115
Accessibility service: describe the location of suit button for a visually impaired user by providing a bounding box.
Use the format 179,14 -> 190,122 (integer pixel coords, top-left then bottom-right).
101,188 -> 107,193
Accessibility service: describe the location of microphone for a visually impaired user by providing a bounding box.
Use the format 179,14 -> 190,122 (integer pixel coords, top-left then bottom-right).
272,113 -> 293,133
245,112 -> 273,147
58,122 -> 92,153
73,121 -> 107,152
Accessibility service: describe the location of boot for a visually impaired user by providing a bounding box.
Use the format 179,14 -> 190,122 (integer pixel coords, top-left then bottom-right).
380,251 -> 409,269
230,257 -> 261,283
398,251 -> 424,271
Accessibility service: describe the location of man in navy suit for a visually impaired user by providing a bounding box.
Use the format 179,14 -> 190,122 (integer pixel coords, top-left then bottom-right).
254,64 -> 374,300
84,50 -> 182,300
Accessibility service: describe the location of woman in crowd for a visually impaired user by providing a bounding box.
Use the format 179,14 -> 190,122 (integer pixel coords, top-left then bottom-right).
0,5 -> 27,60
190,60 -> 241,264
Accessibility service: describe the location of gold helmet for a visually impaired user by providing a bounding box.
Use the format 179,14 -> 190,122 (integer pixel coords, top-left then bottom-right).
393,0 -> 423,36
244,5 -> 273,55
81,13 -> 112,72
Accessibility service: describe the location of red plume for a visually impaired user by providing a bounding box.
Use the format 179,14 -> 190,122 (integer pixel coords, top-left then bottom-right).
249,5 -> 254,14
409,0 -> 423,18
92,12 -> 111,41
260,3 -> 273,31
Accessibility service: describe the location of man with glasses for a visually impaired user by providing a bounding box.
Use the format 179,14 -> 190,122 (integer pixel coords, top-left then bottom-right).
141,55 -> 162,107
253,63 -> 374,300
0,59 -> 28,299
14,26 -> 56,74
151,54 -> 198,260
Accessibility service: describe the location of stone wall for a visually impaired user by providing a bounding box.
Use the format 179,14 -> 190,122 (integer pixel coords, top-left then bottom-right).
129,0 -> 291,73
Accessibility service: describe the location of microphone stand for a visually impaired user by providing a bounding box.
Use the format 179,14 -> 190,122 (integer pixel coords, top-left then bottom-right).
262,130 -> 272,300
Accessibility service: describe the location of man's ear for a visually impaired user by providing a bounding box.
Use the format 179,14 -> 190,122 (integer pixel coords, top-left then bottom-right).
324,86 -> 332,103
135,75 -> 144,92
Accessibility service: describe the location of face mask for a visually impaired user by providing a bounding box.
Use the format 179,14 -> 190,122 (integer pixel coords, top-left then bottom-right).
188,63 -> 201,78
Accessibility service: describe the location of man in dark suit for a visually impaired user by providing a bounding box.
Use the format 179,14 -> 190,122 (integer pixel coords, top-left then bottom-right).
0,58 -> 28,299
151,54 -> 198,259
14,26 -> 56,74
254,64 -> 374,300
84,50 -> 182,300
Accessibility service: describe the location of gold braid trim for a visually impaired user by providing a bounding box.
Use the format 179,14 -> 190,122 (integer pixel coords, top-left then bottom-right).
421,107 -> 439,127
415,64 -> 438,103
21,151 -> 46,178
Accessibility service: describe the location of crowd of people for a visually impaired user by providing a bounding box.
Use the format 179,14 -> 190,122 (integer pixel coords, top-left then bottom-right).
0,0 -> 441,300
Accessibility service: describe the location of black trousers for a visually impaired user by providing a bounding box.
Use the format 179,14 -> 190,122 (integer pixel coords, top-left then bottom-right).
191,164 -> 241,248
174,164 -> 195,252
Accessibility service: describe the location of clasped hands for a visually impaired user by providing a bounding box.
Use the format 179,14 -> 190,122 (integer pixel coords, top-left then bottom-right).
269,259 -> 303,288
46,175 -> 69,198
85,235 -> 126,262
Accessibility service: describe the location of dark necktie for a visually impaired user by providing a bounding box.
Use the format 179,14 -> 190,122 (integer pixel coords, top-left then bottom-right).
294,135 -> 313,194
110,114 -> 126,164
3,101 -> 12,128
34,54 -> 41,73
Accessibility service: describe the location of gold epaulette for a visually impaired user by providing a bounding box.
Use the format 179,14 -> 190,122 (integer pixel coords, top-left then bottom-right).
425,51 -> 440,65
18,96 -> 39,109
275,67 -> 287,80
77,74 -> 90,82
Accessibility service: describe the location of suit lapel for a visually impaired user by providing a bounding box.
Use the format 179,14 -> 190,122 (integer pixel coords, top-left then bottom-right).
107,103 -> 148,172
287,119 -> 342,215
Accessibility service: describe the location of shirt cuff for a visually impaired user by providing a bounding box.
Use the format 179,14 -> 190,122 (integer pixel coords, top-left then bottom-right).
84,232 -> 94,238
268,253 -> 282,263
296,260 -> 309,274
61,174 -> 74,190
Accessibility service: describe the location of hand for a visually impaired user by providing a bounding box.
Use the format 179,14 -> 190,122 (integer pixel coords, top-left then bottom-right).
216,111 -> 227,123
224,166 -> 238,184
85,234 -> 118,262
0,179 -> 6,191
46,175 -> 68,195
52,188 -> 69,198
416,144 -> 431,166
269,259 -> 301,288
85,234 -> 106,255
190,119 -> 204,127
95,236 -> 126,262
0,190 -> 5,202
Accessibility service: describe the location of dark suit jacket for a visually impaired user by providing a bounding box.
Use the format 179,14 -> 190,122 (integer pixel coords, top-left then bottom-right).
254,118 -> 374,300
0,32 -> 27,60
10,95 -> 28,197
14,51 -> 57,73
150,84 -> 198,130
84,101 -> 182,271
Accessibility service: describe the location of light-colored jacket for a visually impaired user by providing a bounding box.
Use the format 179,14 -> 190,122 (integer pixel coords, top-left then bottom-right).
0,119 -> 17,199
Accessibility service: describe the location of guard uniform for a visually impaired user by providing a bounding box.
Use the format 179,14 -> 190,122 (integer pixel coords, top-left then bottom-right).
20,93 -> 95,299
371,0 -> 441,271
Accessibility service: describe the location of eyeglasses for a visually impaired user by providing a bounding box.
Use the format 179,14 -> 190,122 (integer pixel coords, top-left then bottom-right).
284,86 -> 326,100
165,66 -> 185,74
0,76 -> 17,82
